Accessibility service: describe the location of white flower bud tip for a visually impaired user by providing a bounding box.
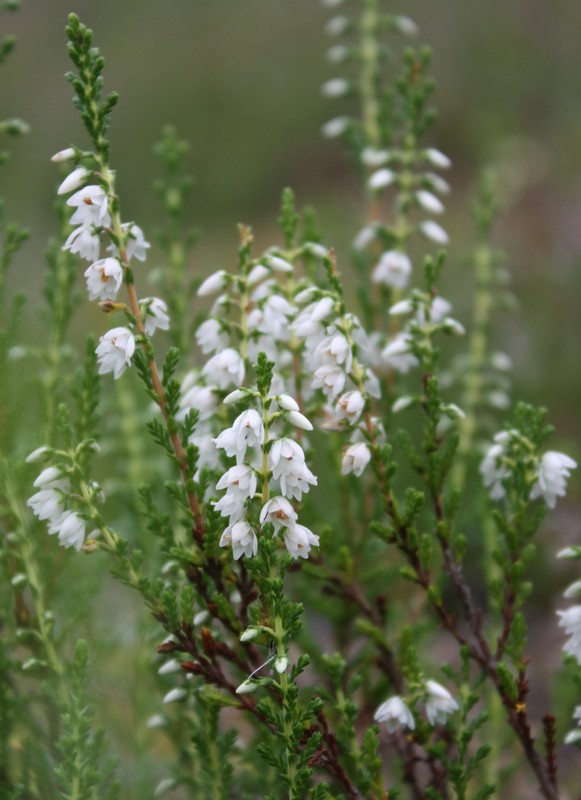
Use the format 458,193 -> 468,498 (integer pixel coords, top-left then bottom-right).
193,610 -> 209,626
321,78 -> 350,98
223,388 -> 247,405
57,166 -> 90,195
163,688 -> 187,704
197,270 -> 228,297
240,627 -> 259,642
288,410 -> 313,431
158,659 -> 181,675
25,446 -> 51,463
557,547 -> 581,560
51,147 -> 76,163
277,394 -> 300,412
424,148 -> 452,169
235,680 -> 258,695
321,116 -> 349,139
368,168 -> 395,191
275,656 -> 288,674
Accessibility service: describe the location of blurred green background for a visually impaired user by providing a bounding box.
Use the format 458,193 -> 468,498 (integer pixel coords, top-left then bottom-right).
2,0 -> 579,445
2,2 -> 581,793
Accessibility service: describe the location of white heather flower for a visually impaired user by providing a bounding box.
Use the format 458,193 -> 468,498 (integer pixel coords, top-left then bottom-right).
389,299 -> 414,316
530,451 -> 577,509
259,497 -> 297,531
25,446 -> 51,464
312,364 -> 346,400
326,43 -> 349,64
95,327 -> 135,379
424,148 -> 452,169
491,351 -> 513,371
27,488 -> 66,522
374,696 -> 415,733
557,606 -> 581,664
392,395 -> 415,413
368,168 -> 395,191
424,171 -> 451,195
202,348 -> 245,389
67,185 -> 110,227
51,147 -> 76,163
48,510 -> 86,551
63,225 -> 101,262
325,16 -> 350,36
335,391 -> 365,425
33,466 -> 64,488
316,333 -> 353,372
261,295 -> 294,340
288,411 -> 314,431
141,297 -> 170,336
311,296 -> 335,322
178,384 -> 218,423
424,680 -> 459,725
84,257 -> 123,301
216,464 -> 258,500
371,251 -> 411,289
564,580 -> 581,599
416,190 -> 445,214
321,116 -> 349,139
220,521 -> 258,560
197,270 -> 228,297
394,15 -> 418,35
284,524 -> 319,559
269,439 -> 317,500
247,264 -> 270,286
213,490 -> 246,523
361,147 -> 390,167
57,166 -> 90,195
214,409 -> 263,463
480,441 -> 508,500
341,443 -> 371,477
163,688 -> 187,704
196,318 -> 230,354
277,394 -> 299,412
382,334 -> 419,374
122,223 -> 150,262
266,255 -> 294,273
353,224 -> 378,251
158,659 -> 181,675
420,220 -> 449,245
321,78 -> 350,98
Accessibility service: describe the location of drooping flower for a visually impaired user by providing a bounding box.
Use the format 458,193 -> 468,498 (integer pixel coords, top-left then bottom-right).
382,334 -> 419,374
57,166 -> 90,195
48,510 -> 86,551
84,257 -> 123,301
341,442 -> 371,477
269,439 -> 317,500
557,606 -> 581,664
63,225 -> 101,262
530,451 -> 577,508
95,327 -> 135,379
213,409 -> 263,463
283,524 -> 319,559
140,297 -> 170,336
196,318 -> 229,354
420,220 -> 449,245
371,251 -> 411,289
216,464 -> 258,500
335,391 -> 365,425
424,680 -> 459,725
368,168 -> 395,191
67,185 -> 111,227
202,348 -> 245,389
219,520 -> 258,560
374,696 -> 415,733
197,270 -> 228,296
259,496 -> 298,532
480,441 -> 508,501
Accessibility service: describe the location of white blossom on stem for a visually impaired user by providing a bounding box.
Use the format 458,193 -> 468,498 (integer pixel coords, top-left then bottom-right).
95,327 -> 135,379
259,496 -> 298,531
57,166 -> 90,195
202,348 -> 245,389
48,510 -> 86,552
141,297 -> 170,336
219,521 -> 258,560
214,409 -> 263,463
269,439 -> 317,500
530,451 -> 577,508
64,225 -> 101,262
67,185 -> 111,227
335,391 -> 365,425
341,442 -> 371,477
371,251 -> 411,289
283,524 -> 319,559
197,270 -> 229,297
84,257 -> 123,301
424,680 -> 459,725
374,696 -> 415,733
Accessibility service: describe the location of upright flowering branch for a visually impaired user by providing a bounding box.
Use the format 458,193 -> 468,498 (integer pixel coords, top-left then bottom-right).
61,14 -> 205,539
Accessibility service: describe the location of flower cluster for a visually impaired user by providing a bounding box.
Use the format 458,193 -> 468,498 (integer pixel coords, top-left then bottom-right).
53,152 -> 169,381
26,450 -> 95,552
373,679 -> 459,733
480,430 -> 576,508
291,284 -> 380,478
214,386 -> 319,561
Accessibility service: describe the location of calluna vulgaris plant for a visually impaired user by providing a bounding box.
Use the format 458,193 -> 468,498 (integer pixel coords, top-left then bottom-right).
1,2 -> 580,799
